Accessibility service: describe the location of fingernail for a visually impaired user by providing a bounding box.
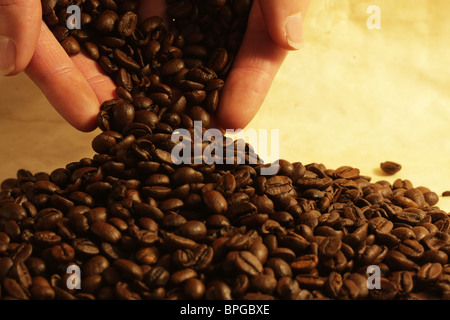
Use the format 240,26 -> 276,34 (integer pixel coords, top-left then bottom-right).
285,12 -> 304,50
0,35 -> 16,76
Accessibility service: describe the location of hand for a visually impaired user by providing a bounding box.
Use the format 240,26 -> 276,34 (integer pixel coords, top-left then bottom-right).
216,0 -> 310,130
0,0 -> 309,132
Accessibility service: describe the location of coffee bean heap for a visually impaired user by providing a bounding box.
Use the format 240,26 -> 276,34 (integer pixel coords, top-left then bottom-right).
1,0 -> 450,300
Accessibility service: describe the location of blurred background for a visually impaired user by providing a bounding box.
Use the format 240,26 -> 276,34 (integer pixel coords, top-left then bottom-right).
1,0 -> 449,210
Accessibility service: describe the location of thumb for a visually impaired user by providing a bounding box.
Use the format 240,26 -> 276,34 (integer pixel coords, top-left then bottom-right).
259,0 -> 310,50
0,0 -> 42,76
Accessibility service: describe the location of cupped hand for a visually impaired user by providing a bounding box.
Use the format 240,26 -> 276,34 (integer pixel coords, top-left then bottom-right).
0,0 -> 309,132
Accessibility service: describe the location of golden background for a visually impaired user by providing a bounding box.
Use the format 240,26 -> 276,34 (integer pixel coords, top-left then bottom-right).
1,0 -> 449,210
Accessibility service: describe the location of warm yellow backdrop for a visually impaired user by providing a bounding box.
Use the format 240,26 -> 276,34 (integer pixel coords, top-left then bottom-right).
1,0 -> 449,210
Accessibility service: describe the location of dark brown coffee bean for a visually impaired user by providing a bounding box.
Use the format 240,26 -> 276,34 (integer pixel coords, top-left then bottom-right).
384,250 -> 417,270
398,239 -> 424,259
30,276 -> 55,300
33,231 -> 62,247
250,274 -> 277,294
84,42 -> 100,60
51,243 -> 75,263
423,231 -> 450,250
421,249 -> 448,264
202,190 -> 228,215
183,277 -> 205,300
3,277 -> 29,300
319,236 -> 342,257
72,238 -> 100,257
117,12 -> 138,38
170,268 -> 197,285
90,221 -> 122,243
227,250 -> 263,276
334,166 -> 360,179
177,220 -> 207,241
209,47 -> 228,72
389,271 -> 414,296
369,277 -> 397,300
0,257 -> 13,279
290,254 -> 318,273
95,10 -> 118,33
160,58 -> 185,77
113,259 -> 143,281
189,105 -> 210,128
61,36 -> 80,56
380,161 -> 402,175
417,262 -> 443,282
0,203 -> 27,221
205,280 -> 232,300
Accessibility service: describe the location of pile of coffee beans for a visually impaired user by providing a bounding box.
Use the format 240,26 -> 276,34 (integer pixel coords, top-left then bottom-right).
1,0 -> 450,300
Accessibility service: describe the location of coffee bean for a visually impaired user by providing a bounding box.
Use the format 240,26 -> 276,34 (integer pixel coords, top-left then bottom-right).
117,12 -> 138,38
202,190 -> 228,215
113,259 -> 143,281
417,262 -> 443,282
380,161 -> 402,175
94,10 -> 118,33
90,221 -> 122,243
61,36 -> 80,56
290,254 -> 318,273
51,243 -> 75,263
227,250 -> 263,276
183,277 -> 206,300
0,203 -> 27,221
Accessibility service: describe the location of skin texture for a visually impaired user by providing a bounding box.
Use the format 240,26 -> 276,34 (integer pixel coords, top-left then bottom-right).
0,0 -> 310,132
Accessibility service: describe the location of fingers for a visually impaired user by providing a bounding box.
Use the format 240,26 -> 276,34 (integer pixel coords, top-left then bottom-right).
215,1 -> 288,130
259,0 -> 310,50
26,22 -> 115,132
0,0 -> 42,75
216,0 -> 311,130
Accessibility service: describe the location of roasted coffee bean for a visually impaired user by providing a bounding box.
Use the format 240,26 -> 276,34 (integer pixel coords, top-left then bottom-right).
202,190 -> 228,215
369,277 -> 397,300
250,274 -> 277,294
318,236 -> 342,257
398,239 -> 424,259
417,262 -> 443,282
380,161 -> 402,175
227,250 -> 263,276
176,220 -> 207,241
423,231 -> 450,250
290,254 -> 318,273
51,243 -> 75,263
183,277 -> 206,300
113,259 -> 143,281
90,221 -> 122,243
160,58 -> 185,77
33,231 -> 62,247
61,36 -> 80,56
205,280 -> 232,300
117,12 -> 138,37
94,10 -> 119,33
0,202 -> 27,221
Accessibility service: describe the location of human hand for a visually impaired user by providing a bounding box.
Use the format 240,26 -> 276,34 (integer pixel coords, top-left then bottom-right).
0,0 -> 308,133
216,0 -> 310,130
